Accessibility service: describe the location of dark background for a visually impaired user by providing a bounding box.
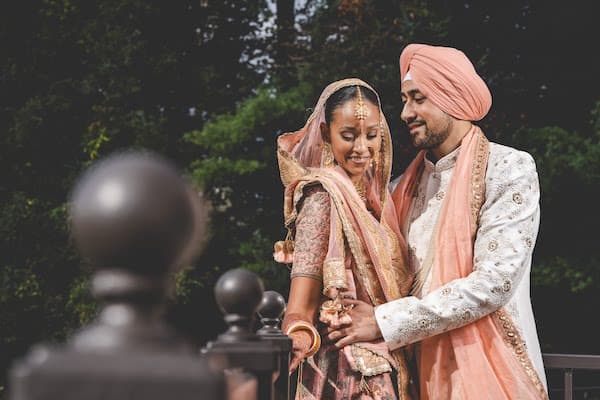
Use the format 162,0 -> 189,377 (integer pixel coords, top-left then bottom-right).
1,0 -> 599,397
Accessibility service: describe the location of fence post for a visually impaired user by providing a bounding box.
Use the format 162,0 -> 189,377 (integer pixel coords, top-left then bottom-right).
8,151 -> 224,400
257,290 -> 292,400
203,268 -> 279,400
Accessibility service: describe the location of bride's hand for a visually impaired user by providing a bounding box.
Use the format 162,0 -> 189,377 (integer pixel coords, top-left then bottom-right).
288,329 -> 313,373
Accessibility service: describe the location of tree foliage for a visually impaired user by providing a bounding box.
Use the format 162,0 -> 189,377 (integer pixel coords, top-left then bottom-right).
0,0 -> 267,392
512,102 -> 600,293
0,0 -> 599,394
182,85 -> 311,293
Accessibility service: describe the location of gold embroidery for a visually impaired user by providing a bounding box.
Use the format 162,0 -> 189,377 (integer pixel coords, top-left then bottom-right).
493,309 -> 549,399
470,131 -> 489,235
323,257 -> 346,290
513,192 -> 523,204
326,182 -> 380,305
319,295 -> 352,326
354,86 -> 370,120
349,344 -> 393,376
353,179 -> 367,202
277,147 -> 308,187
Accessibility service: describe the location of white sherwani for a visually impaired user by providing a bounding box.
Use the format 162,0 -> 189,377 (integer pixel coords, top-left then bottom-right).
377,142 -> 548,390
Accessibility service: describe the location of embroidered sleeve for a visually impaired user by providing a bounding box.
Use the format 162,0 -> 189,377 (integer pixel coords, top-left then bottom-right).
375,149 -> 541,349
291,185 -> 331,281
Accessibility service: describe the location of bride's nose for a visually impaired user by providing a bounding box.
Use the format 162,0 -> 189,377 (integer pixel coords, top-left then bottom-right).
353,135 -> 367,152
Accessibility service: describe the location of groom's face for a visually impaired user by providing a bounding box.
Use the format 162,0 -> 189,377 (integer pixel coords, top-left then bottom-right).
400,79 -> 453,150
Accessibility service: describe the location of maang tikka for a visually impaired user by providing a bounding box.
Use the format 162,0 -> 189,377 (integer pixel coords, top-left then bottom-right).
354,86 -> 370,120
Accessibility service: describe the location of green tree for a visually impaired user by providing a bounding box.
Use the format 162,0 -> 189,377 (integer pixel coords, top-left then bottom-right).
178,0 -> 451,345
0,0 -> 268,392
513,102 -> 600,293
183,85 -> 311,290
1,1 -> 599,394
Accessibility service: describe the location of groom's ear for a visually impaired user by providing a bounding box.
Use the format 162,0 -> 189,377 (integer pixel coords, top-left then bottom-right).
320,122 -> 330,142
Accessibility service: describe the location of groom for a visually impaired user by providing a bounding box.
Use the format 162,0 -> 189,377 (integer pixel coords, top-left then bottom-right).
327,44 -> 549,399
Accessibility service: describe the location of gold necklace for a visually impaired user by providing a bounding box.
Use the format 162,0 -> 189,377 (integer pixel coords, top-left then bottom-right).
353,180 -> 367,202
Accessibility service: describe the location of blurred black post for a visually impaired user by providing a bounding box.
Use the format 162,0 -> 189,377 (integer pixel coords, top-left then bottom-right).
203,268 -> 279,400
257,291 -> 292,400
8,151 -> 224,400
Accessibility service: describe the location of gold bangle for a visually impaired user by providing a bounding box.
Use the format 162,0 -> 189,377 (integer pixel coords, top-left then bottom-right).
286,321 -> 321,357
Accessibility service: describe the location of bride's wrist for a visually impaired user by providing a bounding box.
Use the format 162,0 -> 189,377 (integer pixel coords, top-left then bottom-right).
286,321 -> 321,357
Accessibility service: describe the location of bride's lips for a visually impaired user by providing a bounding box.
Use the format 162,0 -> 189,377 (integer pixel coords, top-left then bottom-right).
347,156 -> 370,165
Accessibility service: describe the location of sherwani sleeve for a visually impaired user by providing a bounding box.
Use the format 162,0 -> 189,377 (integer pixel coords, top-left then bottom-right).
375,149 -> 540,350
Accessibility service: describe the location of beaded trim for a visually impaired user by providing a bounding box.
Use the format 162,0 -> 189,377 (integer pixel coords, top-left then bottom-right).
323,257 -> 346,290
470,131 -> 489,236
354,86 -> 371,120
347,344 -> 393,376
493,309 -> 549,398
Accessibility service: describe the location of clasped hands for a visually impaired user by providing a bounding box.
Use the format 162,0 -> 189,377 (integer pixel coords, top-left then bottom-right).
287,296 -> 383,372
323,297 -> 383,348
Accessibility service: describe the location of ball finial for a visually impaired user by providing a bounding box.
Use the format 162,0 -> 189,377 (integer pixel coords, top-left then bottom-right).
69,151 -> 197,275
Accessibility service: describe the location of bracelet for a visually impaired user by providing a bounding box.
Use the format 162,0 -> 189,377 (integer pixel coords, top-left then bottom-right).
286,321 -> 321,357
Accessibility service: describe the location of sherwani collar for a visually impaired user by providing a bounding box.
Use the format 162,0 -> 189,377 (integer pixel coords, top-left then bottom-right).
423,145 -> 461,173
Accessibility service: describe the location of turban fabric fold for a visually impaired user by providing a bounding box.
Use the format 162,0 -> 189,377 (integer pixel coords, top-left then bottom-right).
400,44 -> 492,121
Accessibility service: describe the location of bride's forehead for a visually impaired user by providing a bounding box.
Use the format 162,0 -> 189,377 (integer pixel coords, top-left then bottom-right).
333,100 -> 377,112
330,102 -> 379,125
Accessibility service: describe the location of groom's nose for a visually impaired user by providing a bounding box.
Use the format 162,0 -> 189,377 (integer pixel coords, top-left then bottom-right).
400,101 -> 415,123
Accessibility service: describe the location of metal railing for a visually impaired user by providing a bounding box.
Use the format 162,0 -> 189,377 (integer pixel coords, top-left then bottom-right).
543,353 -> 600,400
7,152 -> 292,400
7,151 -> 600,400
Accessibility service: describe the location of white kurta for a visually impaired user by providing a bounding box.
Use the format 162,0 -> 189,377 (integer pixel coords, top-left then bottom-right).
378,142 -> 548,390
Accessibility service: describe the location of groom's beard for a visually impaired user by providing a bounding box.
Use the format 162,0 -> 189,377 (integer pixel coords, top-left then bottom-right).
413,127 -> 450,150
411,118 -> 452,150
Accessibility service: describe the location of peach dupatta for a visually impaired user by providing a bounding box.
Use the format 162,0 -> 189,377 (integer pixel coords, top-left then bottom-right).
392,126 -> 548,399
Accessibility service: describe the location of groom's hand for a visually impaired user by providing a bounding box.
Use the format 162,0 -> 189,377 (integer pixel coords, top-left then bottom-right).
326,299 -> 383,348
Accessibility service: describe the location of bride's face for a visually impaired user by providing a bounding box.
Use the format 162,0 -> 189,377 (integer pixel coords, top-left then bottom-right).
324,99 -> 381,183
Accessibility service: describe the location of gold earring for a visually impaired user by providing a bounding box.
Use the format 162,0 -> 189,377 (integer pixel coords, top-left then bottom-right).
375,119 -> 385,172
373,149 -> 381,171
322,142 -> 334,168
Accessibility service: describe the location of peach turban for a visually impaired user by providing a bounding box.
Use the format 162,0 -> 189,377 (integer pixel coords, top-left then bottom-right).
400,44 -> 492,121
